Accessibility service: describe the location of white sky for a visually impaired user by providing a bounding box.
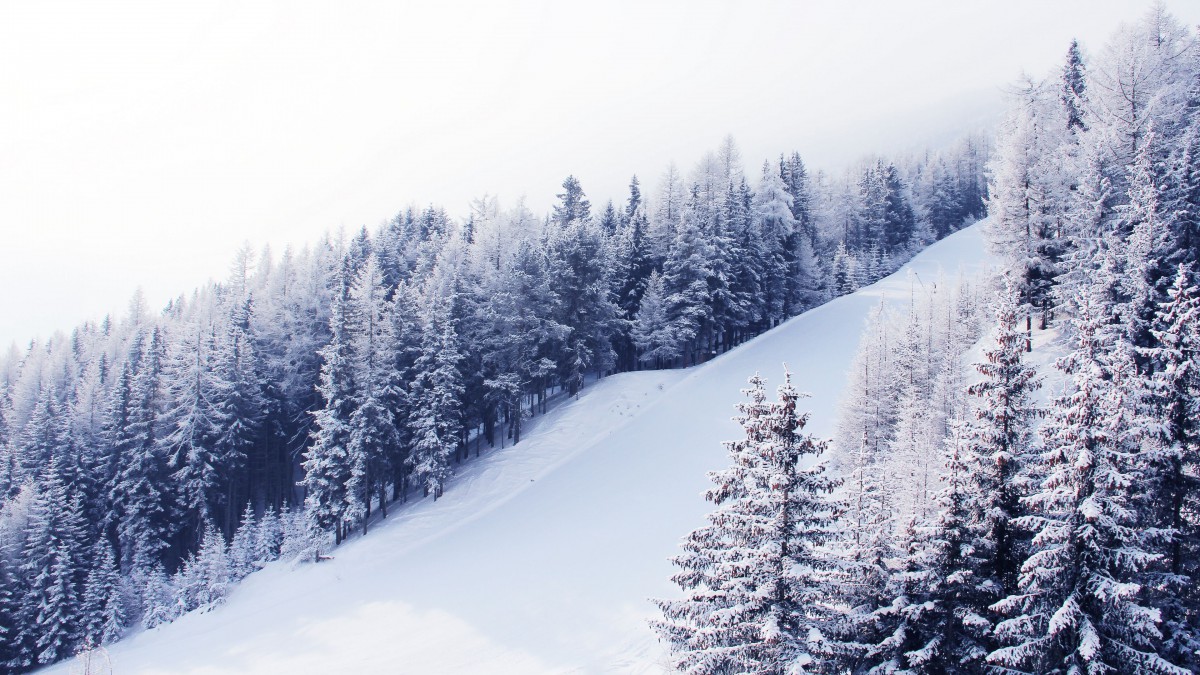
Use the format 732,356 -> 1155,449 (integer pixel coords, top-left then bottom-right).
2,0 -> 1198,348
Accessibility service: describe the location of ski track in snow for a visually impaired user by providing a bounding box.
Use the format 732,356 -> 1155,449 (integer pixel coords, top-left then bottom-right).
42,223 -> 995,675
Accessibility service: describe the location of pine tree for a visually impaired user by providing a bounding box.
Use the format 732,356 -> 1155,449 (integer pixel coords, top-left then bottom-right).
631,270 -> 674,367
546,212 -> 618,395
0,547 -> 18,670
254,504 -> 284,564
80,538 -> 126,646
915,418 -> 995,672
213,297 -> 267,534
965,280 -> 1041,604
724,179 -> 765,342
346,256 -> 401,534
648,161 -> 684,249
115,328 -> 173,574
161,323 -> 233,542
831,242 -> 856,297
411,301 -> 464,500
16,389 -> 71,481
1062,39 -> 1089,134
20,462 -> 89,666
177,518 -> 232,613
653,372 -> 841,674
1142,265 -> 1200,668
880,163 -> 917,255
229,502 -> 258,580
302,257 -> 357,543
990,289 -> 1185,675
139,563 -> 178,629
752,161 -> 796,326
280,503 -> 324,564
661,198 -> 715,366
987,80 -> 1070,338
552,175 -> 592,226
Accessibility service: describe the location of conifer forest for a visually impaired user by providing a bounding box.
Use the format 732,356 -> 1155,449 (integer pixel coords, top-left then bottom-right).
654,6 -> 1200,673
4,3 -> 1200,675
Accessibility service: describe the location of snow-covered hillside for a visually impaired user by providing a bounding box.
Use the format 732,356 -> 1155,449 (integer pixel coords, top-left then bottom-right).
45,224 -> 994,675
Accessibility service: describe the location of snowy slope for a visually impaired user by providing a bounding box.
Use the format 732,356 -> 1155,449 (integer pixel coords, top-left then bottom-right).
44,223 -> 995,675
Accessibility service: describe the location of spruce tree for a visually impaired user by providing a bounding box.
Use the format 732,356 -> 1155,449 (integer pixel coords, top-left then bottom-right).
254,504 -> 284,564
20,462 -> 89,666
302,258 -> 357,543
80,538 -> 126,646
1062,39 -> 1089,134
346,256 -> 400,533
229,502 -> 258,580
1142,265 -> 1200,668
989,290 -> 1185,675
631,270 -> 674,367
751,161 -> 796,326
213,297 -> 267,534
0,549 -> 17,670
965,280 -> 1041,605
661,198 -> 715,366
139,563 -> 178,629
411,302 -> 464,500
161,324 -> 232,542
654,372 -> 840,674
115,327 -> 173,574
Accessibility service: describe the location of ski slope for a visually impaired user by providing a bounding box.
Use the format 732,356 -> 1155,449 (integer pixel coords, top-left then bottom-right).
45,223 -> 995,675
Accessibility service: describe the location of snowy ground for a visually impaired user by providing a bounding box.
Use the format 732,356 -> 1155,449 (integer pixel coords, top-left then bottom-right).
46,223 -> 995,675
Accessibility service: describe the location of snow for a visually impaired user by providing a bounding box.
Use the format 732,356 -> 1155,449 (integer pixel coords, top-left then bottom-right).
44,223 -> 995,675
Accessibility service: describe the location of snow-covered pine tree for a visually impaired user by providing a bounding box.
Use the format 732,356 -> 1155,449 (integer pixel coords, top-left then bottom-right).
1142,265 -> 1200,668
254,504 -> 284,565
229,502 -> 257,580
879,163 -> 917,256
411,299 -> 464,500
776,151 -> 823,313
987,79 -> 1070,340
964,279 -> 1041,608
883,297 -> 942,525
989,289 -> 1185,675
751,161 -> 796,327
160,323 -> 233,545
177,518 -> 231,613
345,255 -> 400,534
0,544 -> 17,670
835,303 -> 899,464
661,197 -> 715,367
15,389 -> 72,485
279,503 -> 323,563
114,327 -> 174,575
649,163 -> 686,268
631,270 -> 675,367
823,427 -> 900,673
1062,39 -> 1088,134
19,461 -> 89,666
302,256 -> 357,544
723,178 -> 765,345
546,193 -> 619,395
212,296 -> 267,535
139,563 -> 177,629
653,371 -> 840,674
80,538 -> 126,647
830,242 -> 856,297
552,175 -> 591,227
907,417 -> 995,672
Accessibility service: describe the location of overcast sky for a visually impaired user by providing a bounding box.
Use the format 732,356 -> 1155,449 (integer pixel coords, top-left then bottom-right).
2,0 -> 1198,348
